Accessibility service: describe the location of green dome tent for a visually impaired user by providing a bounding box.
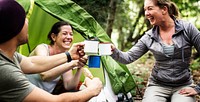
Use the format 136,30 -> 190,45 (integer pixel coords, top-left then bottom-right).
17,0 -> 136,99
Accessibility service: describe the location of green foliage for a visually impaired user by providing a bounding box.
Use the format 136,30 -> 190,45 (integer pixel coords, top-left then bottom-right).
190,47 -> 200,70
72,0 -> 110,28
190,58 -> 200,70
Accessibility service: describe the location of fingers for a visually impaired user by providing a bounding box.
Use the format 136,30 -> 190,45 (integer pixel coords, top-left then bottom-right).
187,93 -> 194,96
83,55 -> 88,59
179,88 -> 198,96
69,42 -> 85,60
83,68 -> 93,79
84,77 -> 102,87
77,61 -> 86,68
179,89 -> 190,95
78,46 -> 85,57
84,77 -> 92,81
71,60 -> 86,69
179,90 -> 190,96
76,56 -> 88,68
179,88 -> 186,94
76,43 -> 85,58
73,42 -> 85,48
82,77 -> 102,96
79,56 -> 88,64
111,44 -> 116,52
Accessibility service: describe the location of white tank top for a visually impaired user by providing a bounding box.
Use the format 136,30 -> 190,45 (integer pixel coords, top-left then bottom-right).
26,44 -> 60,93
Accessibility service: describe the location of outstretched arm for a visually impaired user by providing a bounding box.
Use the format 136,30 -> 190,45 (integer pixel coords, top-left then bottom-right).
20,43 -> 85,74
23,77 -> 102,102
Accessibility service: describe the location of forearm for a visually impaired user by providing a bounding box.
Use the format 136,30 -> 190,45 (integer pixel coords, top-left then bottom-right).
58,88 -> 96,102
111,48 -> 134,64
21,53 -> 68,74
63,68 -> 83,90
111,42 -> 147,64
40,62 -> 76,81
23,86 -> 95,102
73,68 -> 83,84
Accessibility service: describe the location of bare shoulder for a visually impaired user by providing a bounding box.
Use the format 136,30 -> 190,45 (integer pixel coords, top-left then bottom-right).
29,44 -> 49,56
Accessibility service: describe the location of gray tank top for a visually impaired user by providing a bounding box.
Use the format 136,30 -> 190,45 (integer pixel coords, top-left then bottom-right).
163,44 -> 174,56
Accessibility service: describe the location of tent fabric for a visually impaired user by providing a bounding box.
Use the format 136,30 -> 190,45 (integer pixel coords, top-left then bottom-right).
34,0 -> 111,42
17,0 -> 136,95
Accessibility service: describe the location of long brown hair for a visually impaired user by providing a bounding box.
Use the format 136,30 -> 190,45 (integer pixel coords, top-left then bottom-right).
48,21 -> 72,45
152,0 -> 180,18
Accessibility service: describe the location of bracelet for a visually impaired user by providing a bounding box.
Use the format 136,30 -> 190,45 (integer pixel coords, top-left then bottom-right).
65,52 -> 72,62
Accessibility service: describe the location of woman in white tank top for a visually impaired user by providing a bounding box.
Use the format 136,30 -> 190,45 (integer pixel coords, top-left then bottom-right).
26,21 -> 87,93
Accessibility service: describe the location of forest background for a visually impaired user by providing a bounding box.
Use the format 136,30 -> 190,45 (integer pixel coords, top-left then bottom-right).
72,0 -> 200,101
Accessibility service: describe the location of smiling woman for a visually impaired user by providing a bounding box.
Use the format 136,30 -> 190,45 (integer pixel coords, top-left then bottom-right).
47,21 -> 73,50
26,21 -> 86,94
110,0 -> 200,102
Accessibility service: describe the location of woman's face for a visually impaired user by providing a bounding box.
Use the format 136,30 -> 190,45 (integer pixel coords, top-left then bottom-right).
53,25 -> 73,51
144,0 -> 164,26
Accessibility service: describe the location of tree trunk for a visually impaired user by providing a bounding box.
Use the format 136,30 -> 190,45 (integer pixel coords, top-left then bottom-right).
106,0 -> 117,38
127,4 -> 144,42
117,26 -> 125,50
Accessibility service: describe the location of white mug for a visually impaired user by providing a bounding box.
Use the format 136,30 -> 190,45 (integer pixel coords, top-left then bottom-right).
84,40 -> 99,55
98,43 -> 112,56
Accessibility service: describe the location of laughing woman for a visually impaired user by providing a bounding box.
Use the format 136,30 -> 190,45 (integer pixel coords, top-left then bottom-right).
111,0 -> 200,102
26,21 -> 87,93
